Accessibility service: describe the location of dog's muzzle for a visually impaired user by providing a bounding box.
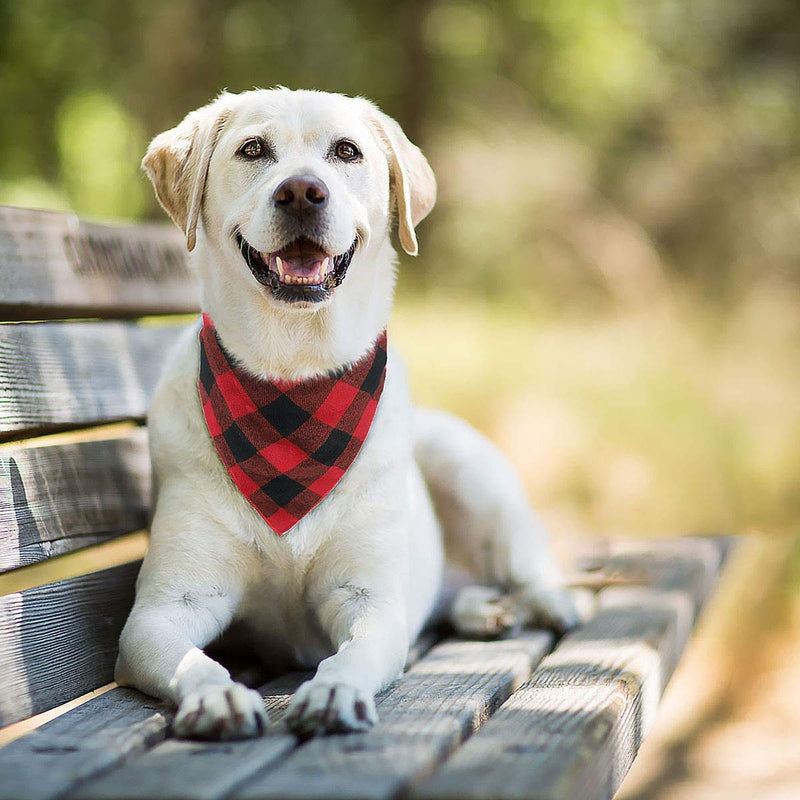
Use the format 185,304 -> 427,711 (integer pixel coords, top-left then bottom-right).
235,173 -> 358,304
236,233 -> 357,305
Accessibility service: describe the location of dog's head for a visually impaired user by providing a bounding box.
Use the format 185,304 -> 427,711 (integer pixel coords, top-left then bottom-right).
142,89 -> 435,311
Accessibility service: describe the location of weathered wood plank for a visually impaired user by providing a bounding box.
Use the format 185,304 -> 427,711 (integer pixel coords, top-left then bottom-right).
411,537 -> 727,800
0,538 -> 729,800
0,429 -> 150,573
0,628 -> 441,800
0,206 -> 197,320
0,321 -> 189,439
66,633 -> 546,800
72,736 -> 296,800
0,688 -> 169,800
0,562 -> 140,726
600,537 -> 722,606
235,632 -> 554,800
0,674 -> 307,800
68,675 -> 305,800
67,631 -> 446,800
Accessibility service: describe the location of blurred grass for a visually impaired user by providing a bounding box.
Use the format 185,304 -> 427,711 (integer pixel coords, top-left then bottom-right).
393,286 -> 800,546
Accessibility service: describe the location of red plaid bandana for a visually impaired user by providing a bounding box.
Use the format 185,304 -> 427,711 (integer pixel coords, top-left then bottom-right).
198,314 -> 387,535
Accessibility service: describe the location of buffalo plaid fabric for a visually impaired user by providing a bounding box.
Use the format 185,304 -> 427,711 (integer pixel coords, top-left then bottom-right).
198,314 -> 387,535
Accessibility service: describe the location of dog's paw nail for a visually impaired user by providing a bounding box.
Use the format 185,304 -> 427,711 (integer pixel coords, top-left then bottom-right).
354,699 -> 370,722
286,681 -> 377,736
173,684 -> 268,740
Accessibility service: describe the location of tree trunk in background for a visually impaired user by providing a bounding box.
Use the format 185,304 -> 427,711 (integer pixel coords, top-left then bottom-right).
398,0 -> 432,145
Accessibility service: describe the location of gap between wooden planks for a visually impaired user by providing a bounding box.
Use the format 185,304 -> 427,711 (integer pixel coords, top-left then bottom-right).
0,530 -> 148,596
0,684 -> 117,748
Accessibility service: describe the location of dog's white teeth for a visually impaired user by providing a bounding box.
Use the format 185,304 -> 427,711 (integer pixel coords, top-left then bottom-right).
274,259 -> 332,286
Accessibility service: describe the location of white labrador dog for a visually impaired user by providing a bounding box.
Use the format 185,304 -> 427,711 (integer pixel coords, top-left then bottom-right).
116,88 -> 577,740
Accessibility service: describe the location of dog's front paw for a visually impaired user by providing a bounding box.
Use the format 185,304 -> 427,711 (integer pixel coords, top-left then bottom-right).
514,585 -> 581,634
450,585 -> 519,639
285,680 -> 378,737
173,683 -> 268,740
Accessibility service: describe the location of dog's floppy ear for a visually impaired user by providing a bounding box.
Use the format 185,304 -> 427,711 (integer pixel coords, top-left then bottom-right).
366,105 -> 436,256
142,95 -> 233,251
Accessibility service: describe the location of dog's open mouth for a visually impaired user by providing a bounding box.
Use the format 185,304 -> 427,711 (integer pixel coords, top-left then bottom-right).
236,233 -> 357,304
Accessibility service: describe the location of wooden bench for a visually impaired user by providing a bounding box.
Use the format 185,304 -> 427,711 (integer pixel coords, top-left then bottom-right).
0,204 -> 733,800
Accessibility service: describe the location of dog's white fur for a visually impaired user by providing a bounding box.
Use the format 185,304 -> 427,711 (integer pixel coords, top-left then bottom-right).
116,88 -> 577,739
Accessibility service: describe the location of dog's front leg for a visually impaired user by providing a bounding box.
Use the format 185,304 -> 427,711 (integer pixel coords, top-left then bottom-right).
285,569 -> 408,737
116,562 -> 268,740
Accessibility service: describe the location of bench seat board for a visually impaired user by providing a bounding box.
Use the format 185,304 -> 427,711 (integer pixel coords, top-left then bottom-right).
235,633 -> 555,800
0,676 -> 308,800
64,634 -> 553,800
0,537 -> 729,800
0,561 -> 141,726
0,645 -> 443,800
410,538 -> 725,800
0,637 -> 443,800
0,321 -> 189,439
0,206 -> 196,320
0,429 -> 150,573
0,688 -> 170,800
68,676 -> 306,800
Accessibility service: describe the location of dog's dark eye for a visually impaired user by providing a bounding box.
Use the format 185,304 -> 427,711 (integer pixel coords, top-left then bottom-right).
239,139 -> 265,159
334,140 -> 361,162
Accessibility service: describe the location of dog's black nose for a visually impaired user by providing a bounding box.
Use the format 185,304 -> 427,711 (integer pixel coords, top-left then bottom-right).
273,175 -> 329,213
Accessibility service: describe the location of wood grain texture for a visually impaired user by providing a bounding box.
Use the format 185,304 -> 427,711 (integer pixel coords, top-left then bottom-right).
0,630 -> 439,800
0,429 -> 150,572
0,206 -> 197,320
74,635 -> 552,800
69,633 -> 445,800
0,538 -> 730,800
0,321 -> 189,439
411,538 -> 727,800
0,674 -> 308,800
236,633 -> 554,800
0,562 -> 140,727
69,675 -> 305,800
0,687 -> 169,800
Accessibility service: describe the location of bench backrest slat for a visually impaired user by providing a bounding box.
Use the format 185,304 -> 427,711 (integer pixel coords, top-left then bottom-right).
0,206 -> 200,731
0,206 -> 196,319
0,430 -> 150,573
0,321 -> 187,440
0,562 -> 142,727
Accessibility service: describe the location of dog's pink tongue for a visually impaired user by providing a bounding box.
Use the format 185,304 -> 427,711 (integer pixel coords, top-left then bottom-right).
268,241 -> 333,284
276,255 -> 324,277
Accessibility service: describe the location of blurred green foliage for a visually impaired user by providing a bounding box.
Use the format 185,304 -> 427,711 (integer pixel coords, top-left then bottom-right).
1,0 -> 798,302
0,0 -> 798,540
